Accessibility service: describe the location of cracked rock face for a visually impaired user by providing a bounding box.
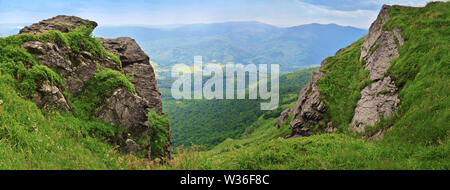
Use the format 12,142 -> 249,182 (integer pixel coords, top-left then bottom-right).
23,40 -> 120,95
97,37 -> 150,66
364,31 -> 400,81
350,5 -> 402,133
19,15 -> 98,34
360,5 -> 391,62
96,88 -> 151,136
20,15 -> 169,158
351,77 -> 400,132
123,64 -> 162,114
287,65 -> 326,138
32,80 -> 70,111
98,37 -> 163,114
284,47 -> 348,138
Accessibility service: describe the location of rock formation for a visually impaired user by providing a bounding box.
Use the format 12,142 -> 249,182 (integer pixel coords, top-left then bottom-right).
276,108 -> 291,129
19,15 -> 170,158
20,15 -> 98,34
281,5 -> 403,138
350,5 -> 402,132
98,37 -> 163,114
285,56 -> 330,138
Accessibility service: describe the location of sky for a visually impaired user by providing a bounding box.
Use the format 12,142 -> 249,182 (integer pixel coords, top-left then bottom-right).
0,0 -> 434,28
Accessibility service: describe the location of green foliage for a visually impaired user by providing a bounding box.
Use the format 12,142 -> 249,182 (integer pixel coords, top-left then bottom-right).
153,2 -> 449,170
0,22 -> 146,169
72,68 -> 135,120
317,38 -> 370,131
0,26 -> 122,97
156,134 -> 449,170
380,1 -> 450,145
0,74 -> 140,169
162,67 -> 315,149
146,109 -> 171,159
64,26 -> 121,66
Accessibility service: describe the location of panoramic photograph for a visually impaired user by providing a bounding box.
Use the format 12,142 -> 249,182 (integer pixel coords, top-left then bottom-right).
0,0 -> 448,186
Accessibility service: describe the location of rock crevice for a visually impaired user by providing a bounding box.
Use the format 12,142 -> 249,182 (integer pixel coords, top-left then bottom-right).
350,5 -> 402,133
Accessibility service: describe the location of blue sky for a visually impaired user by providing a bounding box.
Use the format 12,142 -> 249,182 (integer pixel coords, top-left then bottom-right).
0,0 -> 432,28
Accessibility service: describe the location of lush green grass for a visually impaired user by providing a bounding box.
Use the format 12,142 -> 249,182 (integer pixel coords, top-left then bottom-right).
317,38 -> 370,131
72,68 -> 135,121
0,26 -> 146,169
0,74 -> 143,169
152,2 -> 449,170
380,2 -> 449,146
0,2 -> 448,170
155,133 -> 448,170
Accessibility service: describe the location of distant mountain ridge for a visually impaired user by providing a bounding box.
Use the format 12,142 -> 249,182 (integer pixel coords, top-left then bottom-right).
93,21 -> 367,72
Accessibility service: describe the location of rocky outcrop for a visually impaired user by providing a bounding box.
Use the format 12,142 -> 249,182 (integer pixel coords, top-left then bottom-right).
350,77 -> 400,132
19,15 -> 97,34
98,37 -> 163,114
31,80 -> 70,111
350,5 -> 402,132
282,5 -> 403,138
286,59 -> 327,138
23,40 -> 120,95
276,108 -> 291,129
97,37 -> 150,66
96,88 -> 151,135
19,15 -> 169,159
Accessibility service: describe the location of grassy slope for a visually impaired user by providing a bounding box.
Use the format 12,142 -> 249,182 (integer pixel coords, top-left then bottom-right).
153,2 -> 449,170
0,27 -> 146,169
0,2 -> 447,170
163,67 -> 316,149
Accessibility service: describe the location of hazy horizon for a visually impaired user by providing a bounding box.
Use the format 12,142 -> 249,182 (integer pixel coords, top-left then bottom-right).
0,0 -> 433,29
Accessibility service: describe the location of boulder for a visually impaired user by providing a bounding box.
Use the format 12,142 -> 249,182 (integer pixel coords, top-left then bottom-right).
19,15 -> 97,34
350,5 -> 403,133
123,64 -> 162,114
97,37 -> 150,67
287,66 -> 326,138
23,40 -> 120,95
19,16 -> 169,158
31,80 -> 70,111
99,37 -> 163,114
276,108 -> 291,129
96,88 -> 151,136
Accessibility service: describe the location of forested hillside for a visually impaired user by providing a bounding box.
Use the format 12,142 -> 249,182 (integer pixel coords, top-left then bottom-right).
163,67 -> 317,149
151,2 -> 449,170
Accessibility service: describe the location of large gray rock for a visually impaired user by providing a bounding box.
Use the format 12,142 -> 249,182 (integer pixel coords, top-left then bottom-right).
364,31 -> 400,80
279,5 -> 405,138
19,15 -> 97,34
287,69 -> 326,138
276,108 -> 291,129
23,40 -> 120,95
99,37 -> 163,114
360,5 -> 391,62
97,37 -> 150,67
96,88 -> 151,135
31,80 -> 70,111
123,64 -> 162,114
283,46 -> 352,138
20,16 -> 169,159
97,36 -> 165,156
350,5 -> 403,133
350,77 -> 400,132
